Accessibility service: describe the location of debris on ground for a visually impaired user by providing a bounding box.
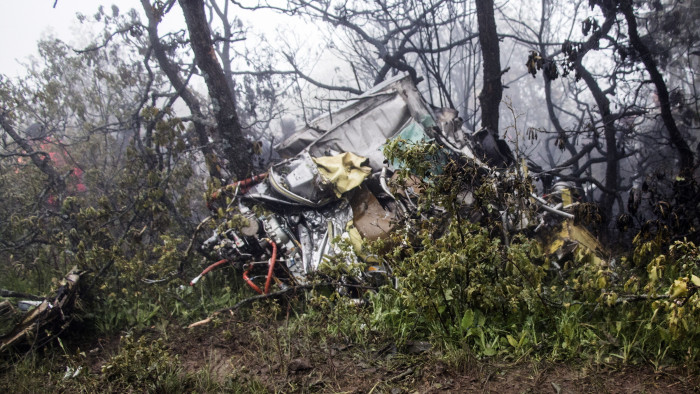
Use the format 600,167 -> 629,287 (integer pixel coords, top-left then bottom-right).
198,74 -> 601,297
0,266 -> 81,352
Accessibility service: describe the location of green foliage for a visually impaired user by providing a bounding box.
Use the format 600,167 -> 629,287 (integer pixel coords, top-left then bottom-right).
364,139 -> 700,367
101,334 -> 181,391
2,27 -> 699,380
377,139 -> 543,355
0,37 -> 226,339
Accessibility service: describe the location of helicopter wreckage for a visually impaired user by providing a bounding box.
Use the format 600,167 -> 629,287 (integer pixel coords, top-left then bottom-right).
195,74 -> 603,297
1,75 -> 604,349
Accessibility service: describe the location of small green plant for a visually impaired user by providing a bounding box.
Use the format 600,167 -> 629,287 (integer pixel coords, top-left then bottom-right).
101,333 -> 181,392
367,137 -> 700,368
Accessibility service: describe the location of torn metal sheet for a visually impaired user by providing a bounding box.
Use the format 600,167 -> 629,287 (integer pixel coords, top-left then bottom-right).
202,151 -> 379,291
267,152 -> 337,207
300,200 -> 355,275
276,75 -> 443,172
277,74 -> 514,172
200,74 -> 593,296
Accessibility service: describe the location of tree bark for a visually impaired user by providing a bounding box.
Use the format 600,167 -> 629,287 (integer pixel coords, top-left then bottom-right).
179,0 -> 253,180
572,11 -> 618,222
476,0 -> 503,134
576,65 -> 618,221
619,0 -> 694,176
141,0 -> 222,181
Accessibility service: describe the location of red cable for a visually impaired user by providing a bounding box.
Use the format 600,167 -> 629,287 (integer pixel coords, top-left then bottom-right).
190,259 -> 229,286
207,173 -> 268,209
242,239 -> 277,294
243,267 -> 263,294
235,173 -> 268,194
264,240 -> 277,294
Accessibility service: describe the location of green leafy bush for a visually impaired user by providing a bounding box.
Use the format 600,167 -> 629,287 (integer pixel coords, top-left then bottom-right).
102,334 -> 182,392
367,138 -> 700,367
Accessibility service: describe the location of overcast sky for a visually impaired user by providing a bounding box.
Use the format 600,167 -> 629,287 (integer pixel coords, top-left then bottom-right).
0,1 -> 323,78
0,1 -> 145,77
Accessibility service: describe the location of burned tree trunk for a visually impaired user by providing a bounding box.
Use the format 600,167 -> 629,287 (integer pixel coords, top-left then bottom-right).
476,0 -> 503,134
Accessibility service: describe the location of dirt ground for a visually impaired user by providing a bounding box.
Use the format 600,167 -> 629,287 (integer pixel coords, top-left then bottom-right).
79,316 -> 698,393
